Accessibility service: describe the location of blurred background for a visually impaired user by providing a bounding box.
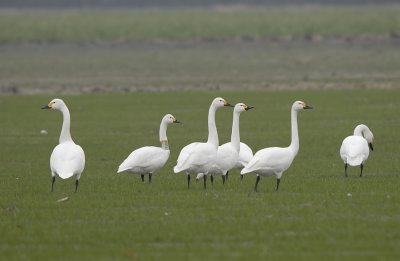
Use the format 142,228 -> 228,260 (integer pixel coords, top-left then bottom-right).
0,0 -> 399,94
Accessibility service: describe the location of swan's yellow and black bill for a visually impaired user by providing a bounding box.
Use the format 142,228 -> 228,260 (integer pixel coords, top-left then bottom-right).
41,101 -> 53,109
369,143 -> 374,151
173,119 -> 181,123
304,105 -> 313,109
224,102 -> 234,107
245,105 -> 254,111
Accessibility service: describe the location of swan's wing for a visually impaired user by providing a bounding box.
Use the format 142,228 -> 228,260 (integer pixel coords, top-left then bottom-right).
118,146 -> 168,173
241,147 -> 292,174
174,142 -> 200,172
340,136 -> 369,166
174,142 -> 215,173
215,143 -> 239,172
237,142 -> 253,167
51,143 -> 85,179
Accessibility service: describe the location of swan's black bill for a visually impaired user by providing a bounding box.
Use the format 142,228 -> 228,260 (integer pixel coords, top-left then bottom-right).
173,119 -> 181,123
369,143 -> 374,151
245,106 -> 254,111
225,103 -> 234,107
41,105 -> 51,109
304,105 -> 313,109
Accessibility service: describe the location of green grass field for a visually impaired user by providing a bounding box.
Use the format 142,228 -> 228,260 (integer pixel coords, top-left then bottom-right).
1,90 -> 399,260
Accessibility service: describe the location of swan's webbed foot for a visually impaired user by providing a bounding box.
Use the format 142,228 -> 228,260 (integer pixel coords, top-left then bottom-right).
254,175 -> 260,192
51,176 -> 56,192
141,174 -> 145,182
276,178 -> 281,191
75,180 -> 79,192
149,173 -> 152,183
345,163 -> 348,177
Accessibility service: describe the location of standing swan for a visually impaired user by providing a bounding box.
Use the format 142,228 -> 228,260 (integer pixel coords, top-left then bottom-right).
117,114 -> 180,182
241,101 -> 312,192
174,97 -> 232,189
42,99 -> 85,192
197,103 -> 253,184
340,124 -> 374,177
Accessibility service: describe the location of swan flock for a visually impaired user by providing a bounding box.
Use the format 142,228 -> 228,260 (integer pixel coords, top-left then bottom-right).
42,97 -> 375,192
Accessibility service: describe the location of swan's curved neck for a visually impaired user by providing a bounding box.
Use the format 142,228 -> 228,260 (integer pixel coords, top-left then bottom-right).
230,111 -> 240,152
289,108 -> 299,154
207,105 -> 219,148
354,125 -> 367,137
59,106 -> 73,144
159,120 -> 169,150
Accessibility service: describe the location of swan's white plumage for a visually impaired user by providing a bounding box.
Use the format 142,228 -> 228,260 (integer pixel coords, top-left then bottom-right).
240,101 -> 312,191
340,124 -> 373,167
174,97 -> 231,183
117,114 -> 179,176
118,146 -> 170,174
43,98 -> 85,187
236,142 -> 253,169
51,142 -> 85,179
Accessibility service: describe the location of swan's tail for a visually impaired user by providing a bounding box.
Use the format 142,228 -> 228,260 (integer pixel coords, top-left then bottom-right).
240,167 -> 251,175
117,164 -> 128,173
346,156 -> 364,166
173,165 -> 183,173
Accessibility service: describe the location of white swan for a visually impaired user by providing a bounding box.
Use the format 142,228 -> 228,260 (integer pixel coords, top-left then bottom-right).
42,99 -> 85,192
340,124 -> 374,177
241,101 -> 312,192
196,103 -> 253,184
174,97 -> 232,189
117,114 -> 180,182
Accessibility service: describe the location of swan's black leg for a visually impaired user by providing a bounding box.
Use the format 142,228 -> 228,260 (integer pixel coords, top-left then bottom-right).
240,174 -> 244,181
149,173 -> 152,183
51,176 -> 55,192
75,180 -> 79,192
222,175 -> 226,185
276,178 -> 281,191
360,164 -> 364,177
254,175 -> 260,192
203,175 -> 207,189
187,174 -> 190,189
226,171 -> 229,180
345,163 -> 348,177
141,174 -> 144,182
210,175 -> 214,185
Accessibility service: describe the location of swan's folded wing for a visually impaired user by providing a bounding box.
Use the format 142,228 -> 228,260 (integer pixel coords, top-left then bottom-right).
174,142 -> 200,172
118,146 -> 167,172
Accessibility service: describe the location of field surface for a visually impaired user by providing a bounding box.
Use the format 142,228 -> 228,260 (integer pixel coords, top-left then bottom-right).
1,90 -> 400,260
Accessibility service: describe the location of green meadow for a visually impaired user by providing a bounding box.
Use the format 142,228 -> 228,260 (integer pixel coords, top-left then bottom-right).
1,90 -> 399,260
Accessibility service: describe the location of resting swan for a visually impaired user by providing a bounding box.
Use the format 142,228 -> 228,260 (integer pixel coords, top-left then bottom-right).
241,101 -> 312,192
174,97 -> 232,189
117,114 -> 180,182
42,98 -> 85,192
340,124 -> 374,177
196,103 -> 253,184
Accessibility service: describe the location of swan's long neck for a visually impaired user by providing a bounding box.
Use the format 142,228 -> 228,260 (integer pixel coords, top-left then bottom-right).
159,120 -> 169,150
230,111 -> 240,152
288,108 -> 299,154
59,106 -> 73,144
354,124 -> 367,137
207,105 -> 219,148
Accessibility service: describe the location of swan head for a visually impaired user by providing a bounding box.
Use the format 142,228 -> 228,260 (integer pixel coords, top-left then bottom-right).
41,98 -> 66,111
362,127 -> 374,151
212,97 -> 233,108
162,114 -> 181,124
234,103 -> 254,113
292,101 -> 312,111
